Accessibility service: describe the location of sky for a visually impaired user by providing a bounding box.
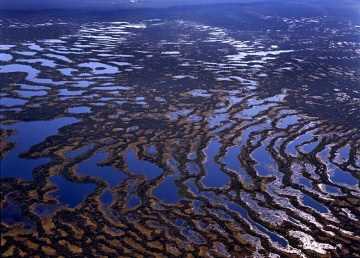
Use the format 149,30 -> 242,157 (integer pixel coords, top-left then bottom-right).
0,0 -> 265,10
0,0 -> 357,11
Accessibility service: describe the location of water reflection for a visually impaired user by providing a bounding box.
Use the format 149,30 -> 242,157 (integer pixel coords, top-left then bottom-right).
1,117 -> 78,180
50,175 -> 96,208
77,151 -> 127,187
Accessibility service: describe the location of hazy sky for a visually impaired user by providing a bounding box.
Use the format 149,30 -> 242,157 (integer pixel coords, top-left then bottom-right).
0,0 -> 357,11
0,0 -> 263,10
